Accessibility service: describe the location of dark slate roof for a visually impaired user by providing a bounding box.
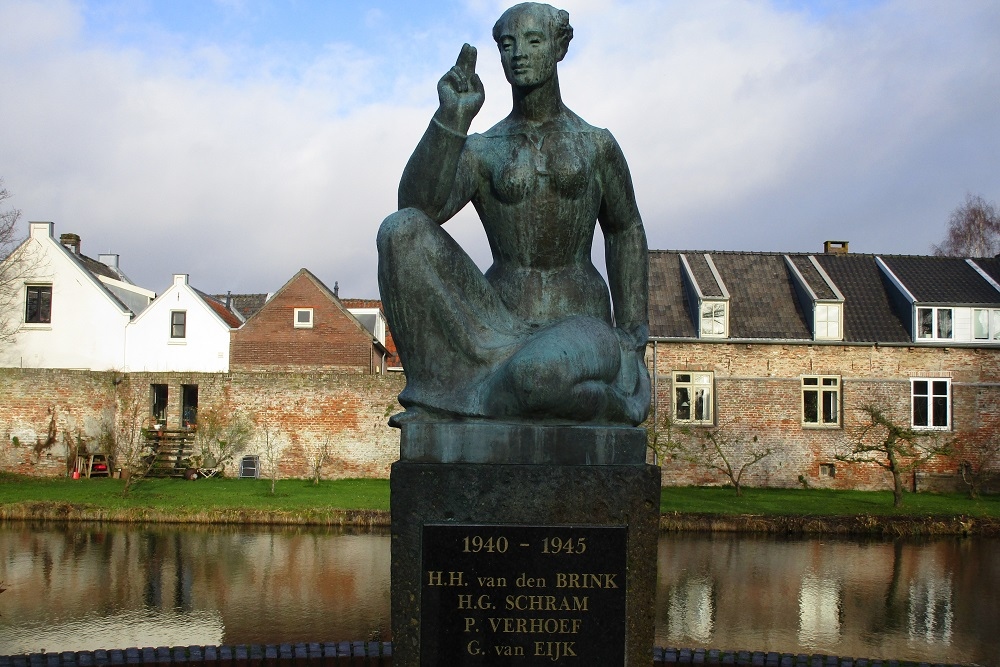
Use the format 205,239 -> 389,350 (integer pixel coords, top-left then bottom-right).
648,251 -> 696,338
682,253 -> 725,297
813,254 -> 911,343
709,252 -> 810,339
788,255 -> 838,300
77,254 -> 120,281
879,255 -> 1000,305
212,293 -> 270,321
970,257 -> 1000,288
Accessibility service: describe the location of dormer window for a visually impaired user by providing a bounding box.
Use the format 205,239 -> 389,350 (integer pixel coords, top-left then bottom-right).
973,308 -> 1000,341
814,303 -> 842,340
917,307 -> 953,340
700,301 -> 727,338
294,308 -> 314,329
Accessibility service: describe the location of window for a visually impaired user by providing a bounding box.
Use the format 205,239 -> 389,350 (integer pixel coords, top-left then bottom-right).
182,384 -> 198,428
819,463 -> 836,478
294,307 -> 314,329
673,371 -> 713,424
170,311 -> 186,338
916,307 -> 953,340
150,384 -> 168,425
814,304 -> 841,340
700,302 -> 726,337
802,376 -> 840,427
912,378 -> 950,429
973,308 -> 1000,341
25,285 -> 52,324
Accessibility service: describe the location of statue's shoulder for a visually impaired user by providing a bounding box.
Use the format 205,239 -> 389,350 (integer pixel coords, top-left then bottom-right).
479,111 -> 611,141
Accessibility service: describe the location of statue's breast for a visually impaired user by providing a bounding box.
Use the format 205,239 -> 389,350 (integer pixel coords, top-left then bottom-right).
488,133 -> 593,204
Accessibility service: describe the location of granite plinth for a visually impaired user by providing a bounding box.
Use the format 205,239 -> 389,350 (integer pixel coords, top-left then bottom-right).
398,422 -> 647,464
390,424 -> 660,667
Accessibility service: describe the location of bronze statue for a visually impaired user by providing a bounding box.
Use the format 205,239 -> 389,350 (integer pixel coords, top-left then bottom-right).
377,2 -> 650,427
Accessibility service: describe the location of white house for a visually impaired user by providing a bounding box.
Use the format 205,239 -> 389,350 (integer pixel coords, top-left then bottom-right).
124,274 -> 241,373
0,222 -> 155,370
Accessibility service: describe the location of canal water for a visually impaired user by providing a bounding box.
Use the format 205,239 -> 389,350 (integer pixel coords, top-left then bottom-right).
0,523 -> 996,664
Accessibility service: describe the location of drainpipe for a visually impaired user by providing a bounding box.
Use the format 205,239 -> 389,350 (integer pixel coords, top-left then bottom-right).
652,340 -> 658,466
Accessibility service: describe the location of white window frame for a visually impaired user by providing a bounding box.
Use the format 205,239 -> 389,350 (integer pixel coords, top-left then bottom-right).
972,308 -> 1000,341
802,375 -> 840,428
814,303 -> 842,340
916,307 -> 953,341
170,310 -> 186,339
673,371 -> 714,425
911,378 -> 951,430
293,307 -> 314,329
700,301 -> 727,338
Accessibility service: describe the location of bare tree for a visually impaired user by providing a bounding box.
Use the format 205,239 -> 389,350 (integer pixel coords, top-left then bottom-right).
256,412 -> 284,495
649,414 -> 773,496
932,193 -> 1000,257
837,404 -> 952,507
0,179 -> 25,343
958,437 -> 1000,500
310,437 -> 332,485
193,403 -> 254,474
106,375 -> 156,496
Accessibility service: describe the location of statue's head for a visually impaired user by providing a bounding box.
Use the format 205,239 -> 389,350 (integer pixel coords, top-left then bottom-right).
492,3 -> 573,88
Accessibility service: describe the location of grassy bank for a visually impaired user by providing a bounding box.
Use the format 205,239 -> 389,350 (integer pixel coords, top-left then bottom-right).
2,472 -> 998,534
0,474 -> 391,526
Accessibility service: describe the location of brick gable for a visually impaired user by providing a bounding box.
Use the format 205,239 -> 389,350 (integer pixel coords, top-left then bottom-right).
230,271 -> 380,373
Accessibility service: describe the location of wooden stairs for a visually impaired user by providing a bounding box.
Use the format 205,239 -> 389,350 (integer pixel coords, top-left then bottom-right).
145,429 -> 197,478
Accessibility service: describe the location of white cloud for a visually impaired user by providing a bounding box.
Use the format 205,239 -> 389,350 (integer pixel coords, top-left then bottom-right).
1,0 -> 999,300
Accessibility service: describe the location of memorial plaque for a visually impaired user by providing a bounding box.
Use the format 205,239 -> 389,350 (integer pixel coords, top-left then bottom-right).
420,524 -> 627,665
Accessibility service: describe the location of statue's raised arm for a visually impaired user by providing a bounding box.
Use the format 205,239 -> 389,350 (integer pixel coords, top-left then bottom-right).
378,2 -> 650,428
398,44 -> 484,220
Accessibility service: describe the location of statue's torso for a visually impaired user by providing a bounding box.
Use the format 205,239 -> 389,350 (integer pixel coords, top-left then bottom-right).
466,119 -> 613,326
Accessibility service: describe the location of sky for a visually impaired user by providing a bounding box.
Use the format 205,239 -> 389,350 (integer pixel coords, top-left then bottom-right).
1,0 -> 998,300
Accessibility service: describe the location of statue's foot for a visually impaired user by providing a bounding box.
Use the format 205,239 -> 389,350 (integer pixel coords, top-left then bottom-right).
388,407 -> 451,428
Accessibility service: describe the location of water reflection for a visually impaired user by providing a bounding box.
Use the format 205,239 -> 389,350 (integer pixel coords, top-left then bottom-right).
654,534 -> 998,664
0,524 -> 391,656
1,525 -> 997,664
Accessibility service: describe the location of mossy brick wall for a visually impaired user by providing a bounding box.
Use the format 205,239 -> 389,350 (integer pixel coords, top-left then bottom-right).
0,368 -> 116,476
650,341 -> 1000,491
0,368 -> 405,479
230,274 -> 379,373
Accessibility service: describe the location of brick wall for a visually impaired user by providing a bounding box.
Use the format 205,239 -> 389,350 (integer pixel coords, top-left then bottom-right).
0,368 -> 405,479
230,273 -> 380,373
649,341 -> 1000,491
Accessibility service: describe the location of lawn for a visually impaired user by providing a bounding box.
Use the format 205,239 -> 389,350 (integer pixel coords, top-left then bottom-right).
0,473 -> 390,521
2,472 -> 997,521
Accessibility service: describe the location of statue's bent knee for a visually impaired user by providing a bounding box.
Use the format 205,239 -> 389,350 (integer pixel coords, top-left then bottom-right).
377,208 -> 434,255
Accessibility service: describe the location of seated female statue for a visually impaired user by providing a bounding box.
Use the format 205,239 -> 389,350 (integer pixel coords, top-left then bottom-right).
377,2 -> 650,427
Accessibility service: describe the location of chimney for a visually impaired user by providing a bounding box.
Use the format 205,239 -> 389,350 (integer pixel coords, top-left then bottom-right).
60,233 -> 81,254
225,291 -> 232,309
823,240 -> 849,255
98,254 -> 120,271
334,281 -> 340,298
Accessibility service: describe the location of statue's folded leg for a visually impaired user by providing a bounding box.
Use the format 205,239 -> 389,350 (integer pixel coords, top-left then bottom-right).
482,316 -> 650,425
377,208 -> 526,420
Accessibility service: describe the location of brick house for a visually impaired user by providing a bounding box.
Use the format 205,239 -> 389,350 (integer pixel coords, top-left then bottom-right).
648,243 -> 1000,492
229,268 -> 390,374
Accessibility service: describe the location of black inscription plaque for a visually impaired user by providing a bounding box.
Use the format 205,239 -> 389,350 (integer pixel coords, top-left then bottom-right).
420,524 -> 627,665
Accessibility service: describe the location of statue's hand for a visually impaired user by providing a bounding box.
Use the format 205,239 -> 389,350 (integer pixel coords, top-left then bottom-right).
435,43 -> 485,133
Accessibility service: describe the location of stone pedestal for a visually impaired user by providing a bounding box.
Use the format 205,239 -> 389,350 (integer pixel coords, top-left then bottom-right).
390,423 -> 660,666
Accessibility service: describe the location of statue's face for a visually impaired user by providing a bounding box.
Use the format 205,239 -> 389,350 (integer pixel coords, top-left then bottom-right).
496,8 -> 560,89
